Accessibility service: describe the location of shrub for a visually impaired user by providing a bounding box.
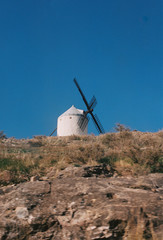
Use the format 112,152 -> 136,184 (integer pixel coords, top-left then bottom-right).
114,123 -> 131,132
0,131 -> 6,139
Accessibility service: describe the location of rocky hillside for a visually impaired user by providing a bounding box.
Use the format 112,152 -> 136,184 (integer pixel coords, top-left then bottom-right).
0,131 -> 163,239
0,165 -> 162,239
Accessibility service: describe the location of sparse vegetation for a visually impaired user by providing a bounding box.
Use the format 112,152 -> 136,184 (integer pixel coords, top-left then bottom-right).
0,130 -> 163,185
114,123 -> 131,132
0,131 -> 6,139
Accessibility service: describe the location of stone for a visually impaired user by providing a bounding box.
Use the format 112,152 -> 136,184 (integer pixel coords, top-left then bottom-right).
30,176 -> 40,182
15,207 -> 29,219
0,166 -> 162,239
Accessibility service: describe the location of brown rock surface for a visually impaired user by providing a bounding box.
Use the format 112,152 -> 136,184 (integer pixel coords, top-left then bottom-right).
0,166 -> 162,240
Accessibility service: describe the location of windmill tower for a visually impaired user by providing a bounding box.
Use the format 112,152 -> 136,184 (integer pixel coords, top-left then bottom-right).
57,105 -> 88,136
50,79 -> 105,136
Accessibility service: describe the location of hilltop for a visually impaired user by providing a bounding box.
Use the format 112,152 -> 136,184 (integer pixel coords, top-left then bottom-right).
0,130 -> 163,185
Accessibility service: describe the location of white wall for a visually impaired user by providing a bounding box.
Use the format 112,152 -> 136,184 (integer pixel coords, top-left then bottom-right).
57,115 -> 88,136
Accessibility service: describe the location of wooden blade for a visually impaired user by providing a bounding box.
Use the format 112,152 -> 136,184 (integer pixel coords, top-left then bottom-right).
74,78 -> 90,111
89,96 -> 97,110
77,114 -> 89,131
90,112 -> 105,134
82,115 -> 89,131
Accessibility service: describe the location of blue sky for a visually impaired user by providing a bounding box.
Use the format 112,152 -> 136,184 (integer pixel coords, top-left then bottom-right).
0,0 -> 162,138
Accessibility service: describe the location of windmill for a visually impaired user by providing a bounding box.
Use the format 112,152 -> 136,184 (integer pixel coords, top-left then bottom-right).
50,79 -> 105,136
73,78 -> 105,134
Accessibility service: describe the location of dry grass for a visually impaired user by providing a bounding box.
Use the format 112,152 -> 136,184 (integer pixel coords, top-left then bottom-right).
0,131 -> 163,185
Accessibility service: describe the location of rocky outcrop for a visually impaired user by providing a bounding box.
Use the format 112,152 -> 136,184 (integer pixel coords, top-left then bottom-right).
0,166 -> 162,240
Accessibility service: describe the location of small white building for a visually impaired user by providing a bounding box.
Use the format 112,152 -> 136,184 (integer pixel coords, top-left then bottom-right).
57,105 -> 88,136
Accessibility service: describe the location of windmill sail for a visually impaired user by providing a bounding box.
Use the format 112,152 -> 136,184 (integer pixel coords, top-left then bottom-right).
74,78 -> 90,110
74,78 -> 105,134
77,114 -> 90,131
89,96 -> 97,110
90,113 -> 105,134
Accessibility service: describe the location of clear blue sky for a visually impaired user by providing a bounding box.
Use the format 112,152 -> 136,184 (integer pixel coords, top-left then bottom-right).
0,0 -> 162,138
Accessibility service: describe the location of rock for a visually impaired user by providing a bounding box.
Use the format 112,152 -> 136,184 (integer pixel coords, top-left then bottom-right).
55,164 -> 115,179
18,181 -> 50,195
30,176 -> 40,182
0,166 -> 162,239
15,207 -> 29,219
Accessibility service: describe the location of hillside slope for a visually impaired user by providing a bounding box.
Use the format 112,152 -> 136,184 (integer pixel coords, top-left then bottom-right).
0,131 -> 163,239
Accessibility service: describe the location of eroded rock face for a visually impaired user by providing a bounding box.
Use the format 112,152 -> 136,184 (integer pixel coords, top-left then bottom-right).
0,166 -> 162,240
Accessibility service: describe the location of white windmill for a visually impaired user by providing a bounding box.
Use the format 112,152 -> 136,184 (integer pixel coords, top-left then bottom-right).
50,79 -> 105,136
57,105 -> 88,136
